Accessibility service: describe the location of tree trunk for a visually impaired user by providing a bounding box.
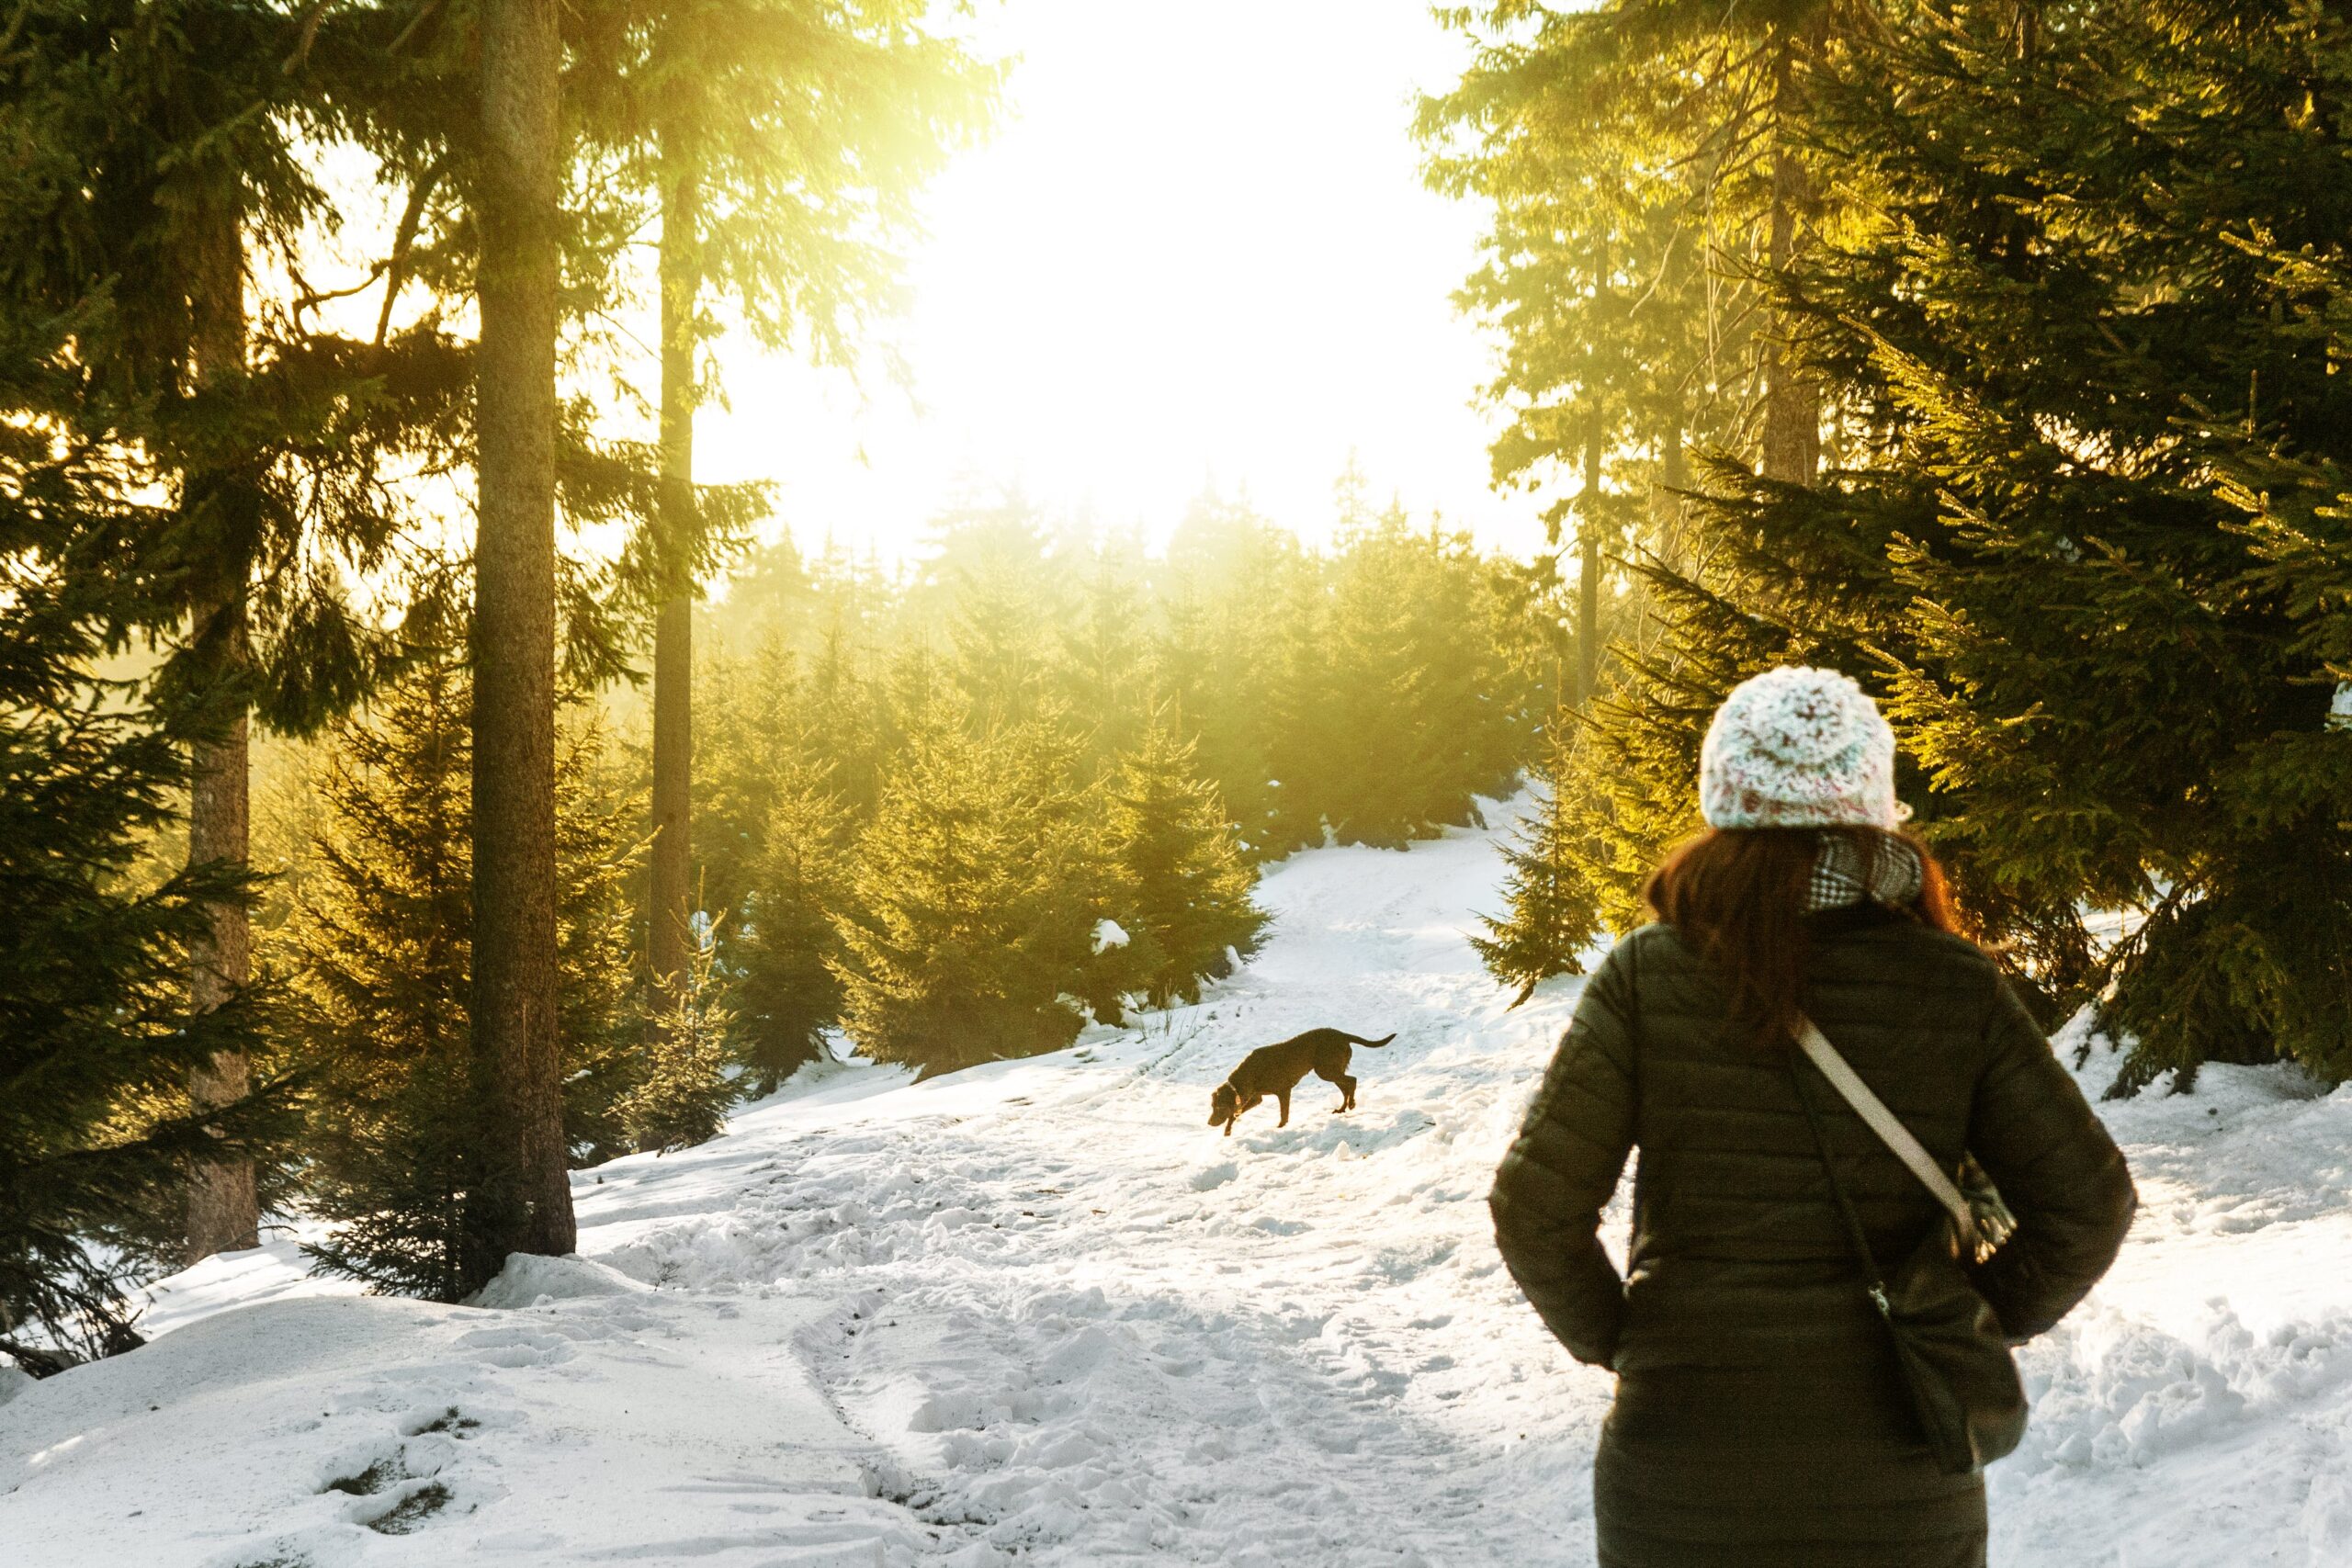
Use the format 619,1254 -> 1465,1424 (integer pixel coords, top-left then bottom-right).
468,0 -> 574,1287
1577,415 -> 1603,708
1577,227 -> 1609,708
184,194 -> 258,1266
1657,418 -> 1688,572
648,150 -> 701,999
1759,21 -> 1824,487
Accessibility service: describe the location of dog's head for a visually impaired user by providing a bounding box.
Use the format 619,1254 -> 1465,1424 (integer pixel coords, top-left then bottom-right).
1208,1081 -> 1246,1128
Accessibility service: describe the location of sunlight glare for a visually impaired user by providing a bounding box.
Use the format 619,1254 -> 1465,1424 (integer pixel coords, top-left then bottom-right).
695,0 -> 1526,562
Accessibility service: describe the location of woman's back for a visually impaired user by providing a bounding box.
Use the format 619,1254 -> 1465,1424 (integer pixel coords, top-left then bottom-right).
1493,910 -> 2133,1567
1488,667 -> 2135,1568
1594,908 -> 2131,1377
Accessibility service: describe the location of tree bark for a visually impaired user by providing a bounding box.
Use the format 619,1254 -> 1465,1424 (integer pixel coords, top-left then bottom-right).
468,0 -> 574,1286
1759,21 -> 1824,487
648,148 -> 701,999
185,193 -> 258,1266
1577,228 -> 1609,709
1577,415 -> 1603,709
1657,418 -> 1688,572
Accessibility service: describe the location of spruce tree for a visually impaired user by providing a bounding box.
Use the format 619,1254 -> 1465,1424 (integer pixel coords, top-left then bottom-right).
1057,534 -> 1154,769
831,699 -> 1094,1077
1102,710 -> 1268,1008
1158,491 -> 1303,854
732,763 -> 852,1094
693,635 -> 804,924
620,917 -> 739,1154
1322,505 -> 1434,847
0,542 -> 277,1370
280,659 -> 643,1298
1803,0 -> 2352,1087
1472,723 -> 1607,1002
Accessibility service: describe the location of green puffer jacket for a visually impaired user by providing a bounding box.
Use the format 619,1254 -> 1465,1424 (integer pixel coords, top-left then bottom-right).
1492,908 -> 2136,1568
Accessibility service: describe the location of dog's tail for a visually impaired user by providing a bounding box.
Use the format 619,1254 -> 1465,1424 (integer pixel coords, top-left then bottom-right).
1340,1032 -> 1396,1048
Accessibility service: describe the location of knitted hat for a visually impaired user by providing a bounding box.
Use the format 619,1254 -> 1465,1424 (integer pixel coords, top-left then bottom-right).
1699,666 -> 1904,830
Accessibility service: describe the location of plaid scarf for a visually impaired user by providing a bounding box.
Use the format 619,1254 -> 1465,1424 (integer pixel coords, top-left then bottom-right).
1804,831 -> 1924,913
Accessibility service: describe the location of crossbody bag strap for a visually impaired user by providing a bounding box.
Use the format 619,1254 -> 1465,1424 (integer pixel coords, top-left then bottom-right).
1793,1013 -> 1974,1235
1787,1061 -> 1894,1311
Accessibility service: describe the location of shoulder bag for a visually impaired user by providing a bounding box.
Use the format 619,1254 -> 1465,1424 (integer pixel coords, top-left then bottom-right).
1789,1013 -> 2028,1475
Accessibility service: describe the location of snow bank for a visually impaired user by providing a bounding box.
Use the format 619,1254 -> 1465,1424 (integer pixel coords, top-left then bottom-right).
0,1269 -> 897,1565
6,796 -> 2348,1566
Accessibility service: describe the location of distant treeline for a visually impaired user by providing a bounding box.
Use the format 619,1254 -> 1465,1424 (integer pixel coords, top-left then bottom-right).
684,478 -> 1567,1089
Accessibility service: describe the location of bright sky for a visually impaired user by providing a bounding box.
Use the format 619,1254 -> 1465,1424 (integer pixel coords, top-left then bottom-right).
692,0 -> 1532,565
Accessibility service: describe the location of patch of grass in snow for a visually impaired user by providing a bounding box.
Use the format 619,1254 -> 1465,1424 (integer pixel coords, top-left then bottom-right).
365,1481 -> 451,1535
407,1406 -> 481,1437
322,1460 -> 395,1496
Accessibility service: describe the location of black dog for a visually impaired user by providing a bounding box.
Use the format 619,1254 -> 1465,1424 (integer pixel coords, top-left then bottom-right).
1207,1029 -> 1395,1135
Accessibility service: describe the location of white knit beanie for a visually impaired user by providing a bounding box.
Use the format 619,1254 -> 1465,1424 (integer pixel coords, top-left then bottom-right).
1699,666 -> 1904,830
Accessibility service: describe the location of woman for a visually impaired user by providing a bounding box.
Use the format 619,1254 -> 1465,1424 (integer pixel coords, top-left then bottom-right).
1491,667 -> 2135,1568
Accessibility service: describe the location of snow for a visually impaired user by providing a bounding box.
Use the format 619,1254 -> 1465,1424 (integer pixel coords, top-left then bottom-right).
6,795 -> 2352,1566
1091,919 -> 1129,954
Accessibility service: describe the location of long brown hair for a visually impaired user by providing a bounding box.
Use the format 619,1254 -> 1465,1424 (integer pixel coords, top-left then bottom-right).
1642,827 -> 1960,1048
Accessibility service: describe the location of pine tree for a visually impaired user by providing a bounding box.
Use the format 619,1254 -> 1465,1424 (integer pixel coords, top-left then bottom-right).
1158,490 -> 1304,854
1057,533 -> 1154,769
1319,502 -> 1527,847
732,764 -> 852,1094
620,917 -> 739,1154
1421,0 -> 1840,492
1102,710 -> 1269,1008
1322,505 -> 1434,848
1802,0 -> 2352,1088
927,496 -> 1062,728
693,635 -> 804,924
0,542 -> 278,1370
801,611 -> 891,823
831,700 -> 1094,1077
1260,543 -> 1338,855
1471,724 -> 1606,1002
280,660 -> 643,1299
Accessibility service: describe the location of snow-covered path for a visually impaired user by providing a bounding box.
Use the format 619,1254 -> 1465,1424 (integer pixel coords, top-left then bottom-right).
7,798 -> 2352,1566
554,818 -> 1608,1565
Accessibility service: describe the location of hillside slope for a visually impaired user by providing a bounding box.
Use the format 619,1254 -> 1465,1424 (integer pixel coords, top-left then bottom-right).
6,799 -> 2349,1566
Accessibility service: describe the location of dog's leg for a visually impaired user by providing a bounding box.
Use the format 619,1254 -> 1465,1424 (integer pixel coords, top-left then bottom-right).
1276,1090 -> 1290,1127
1333,1073 -> 1355,1111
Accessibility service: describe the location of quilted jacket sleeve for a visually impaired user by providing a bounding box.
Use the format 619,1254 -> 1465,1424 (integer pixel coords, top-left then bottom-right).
1488,937 -> 1640,1368
1964,972 -> 2138,1340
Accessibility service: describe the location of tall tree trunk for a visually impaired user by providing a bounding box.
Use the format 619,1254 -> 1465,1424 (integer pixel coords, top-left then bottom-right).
1657,418 -> 1688,572
1577,415 -> 1603,708
1759,21 -> 1824,487
648,148 -> 701,1000
1577,229 -> 1608,708
468,0 -> 573,1286
185,195 -> 258,1265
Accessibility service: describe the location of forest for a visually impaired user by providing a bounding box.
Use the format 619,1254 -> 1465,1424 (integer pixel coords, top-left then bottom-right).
6,0 -> 2352,1455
